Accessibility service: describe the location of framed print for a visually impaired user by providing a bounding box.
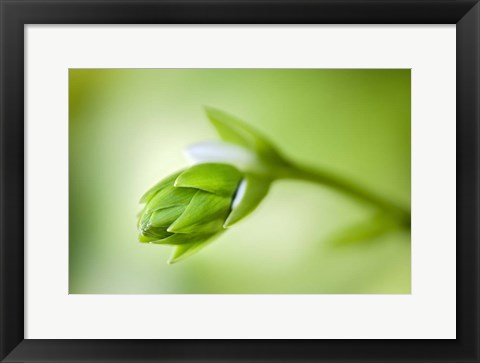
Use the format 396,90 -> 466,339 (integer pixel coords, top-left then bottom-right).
0,0 -> 479,362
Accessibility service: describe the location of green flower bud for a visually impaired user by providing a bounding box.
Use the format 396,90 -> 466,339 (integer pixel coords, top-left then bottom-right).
138,163 -> 269,264
138,107 -> 410,264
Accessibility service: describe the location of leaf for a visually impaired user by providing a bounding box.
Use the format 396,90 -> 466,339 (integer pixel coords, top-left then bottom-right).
204,107 -> 258,149
204,107 -> 287,166
175,163 -> 242,196
326,214 -> 399,246
224,173 -> 270,227
167,190 -> 231,233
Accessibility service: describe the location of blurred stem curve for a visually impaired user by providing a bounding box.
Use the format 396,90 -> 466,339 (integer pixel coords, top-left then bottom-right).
276,161 -> 411,229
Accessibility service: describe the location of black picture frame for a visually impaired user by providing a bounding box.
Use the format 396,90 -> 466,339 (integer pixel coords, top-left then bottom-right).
1,1 -> 478,362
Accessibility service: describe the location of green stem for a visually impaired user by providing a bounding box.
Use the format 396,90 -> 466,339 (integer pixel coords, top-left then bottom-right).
275,161 -> 411,228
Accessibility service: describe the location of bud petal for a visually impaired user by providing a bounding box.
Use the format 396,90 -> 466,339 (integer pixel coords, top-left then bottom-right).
174,163 -> 242,196
149,205 -> 185,227
153,232 -> 212,246
224,173 -> 270,227
140,172 -> 181,203
145,184 -> 195,213
139,234 -> 163,243
168,238 -> 214,264
167,191 -> 231,233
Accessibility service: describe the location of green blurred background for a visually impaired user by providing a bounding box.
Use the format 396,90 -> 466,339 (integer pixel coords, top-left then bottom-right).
69,69 -> 410,294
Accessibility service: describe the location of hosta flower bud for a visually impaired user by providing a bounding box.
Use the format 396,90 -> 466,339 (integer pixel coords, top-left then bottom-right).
138,163 -> 269,263
138,107 -> 410,264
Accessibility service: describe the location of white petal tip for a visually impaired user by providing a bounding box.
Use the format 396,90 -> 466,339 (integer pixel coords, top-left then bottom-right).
232,178 -> 247,209
184,141 -> 261,172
